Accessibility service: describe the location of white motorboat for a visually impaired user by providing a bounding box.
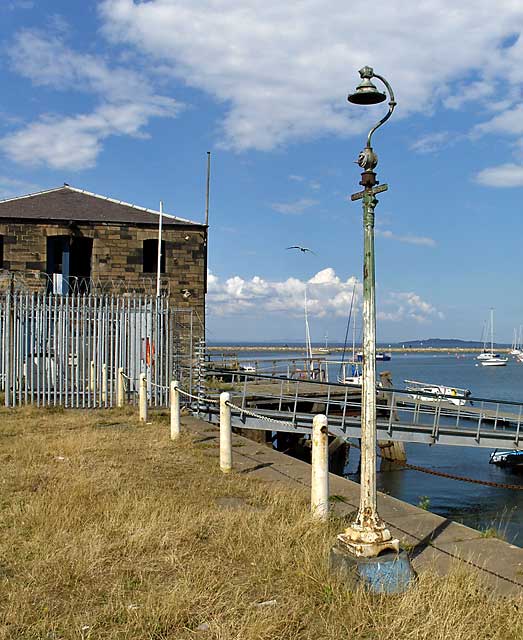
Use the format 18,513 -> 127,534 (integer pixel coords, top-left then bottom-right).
489,449 -> 523,469
404,379 -> 471,406
481,355 -> 508,366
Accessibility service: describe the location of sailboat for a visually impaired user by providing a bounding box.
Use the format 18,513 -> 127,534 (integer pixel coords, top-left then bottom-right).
311,333 -> 331,355
480,309 -> 508,367
338,289 -> 363,385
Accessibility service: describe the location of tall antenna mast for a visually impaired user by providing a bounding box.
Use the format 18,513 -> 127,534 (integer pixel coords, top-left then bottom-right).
156,200 -> 163,298
205,151 -> 211,226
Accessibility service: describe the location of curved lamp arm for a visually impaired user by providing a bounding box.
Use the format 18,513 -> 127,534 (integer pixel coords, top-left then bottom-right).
366,73 -> 396,149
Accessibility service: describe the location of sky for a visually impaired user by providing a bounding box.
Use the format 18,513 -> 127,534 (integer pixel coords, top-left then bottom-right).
1,1 -> 523,343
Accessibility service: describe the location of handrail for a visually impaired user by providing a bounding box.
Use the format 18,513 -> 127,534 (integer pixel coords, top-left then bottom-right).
206,366 -> 523,408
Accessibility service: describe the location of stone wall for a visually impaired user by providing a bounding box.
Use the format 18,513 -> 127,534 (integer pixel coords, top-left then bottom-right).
0,220 -> 206,332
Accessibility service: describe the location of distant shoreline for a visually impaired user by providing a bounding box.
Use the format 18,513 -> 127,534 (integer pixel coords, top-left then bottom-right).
207,346 -> 511,354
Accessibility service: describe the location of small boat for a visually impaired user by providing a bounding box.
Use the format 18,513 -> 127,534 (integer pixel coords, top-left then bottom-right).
404,379 -> 471,406
489,449 -> 523,469
356,351 -> 392,362
481,355 -> 508,366
338,362 -> 363,386
311,333 -> 331,355
240,363 -> 256,373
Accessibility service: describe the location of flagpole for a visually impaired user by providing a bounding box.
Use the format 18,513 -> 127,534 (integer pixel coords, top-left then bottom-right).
156,200 -> 163,298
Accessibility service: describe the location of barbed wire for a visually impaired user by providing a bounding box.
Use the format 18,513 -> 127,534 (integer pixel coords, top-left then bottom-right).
0,271 -> 173,296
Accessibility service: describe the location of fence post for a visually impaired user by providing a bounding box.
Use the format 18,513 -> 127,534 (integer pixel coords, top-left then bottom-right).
117,367 -> 125,408
219,391 -> 232,473
170,380 -> 180,440
90,360 -> 95,392
102,363 -> 108,404
311,414 -> 329,521
139,373 -> 148,422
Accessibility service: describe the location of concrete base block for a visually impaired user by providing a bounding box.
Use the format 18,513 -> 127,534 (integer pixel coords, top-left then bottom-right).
329,541 -> 416,594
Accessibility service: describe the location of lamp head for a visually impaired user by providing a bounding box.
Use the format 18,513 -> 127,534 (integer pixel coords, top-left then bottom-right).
347,66 -> 386,105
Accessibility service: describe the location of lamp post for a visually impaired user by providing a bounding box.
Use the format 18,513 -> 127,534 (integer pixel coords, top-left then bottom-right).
338,66 -> 400,558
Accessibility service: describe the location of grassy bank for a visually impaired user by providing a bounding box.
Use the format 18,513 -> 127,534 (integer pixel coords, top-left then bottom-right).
1,407 -> 522,639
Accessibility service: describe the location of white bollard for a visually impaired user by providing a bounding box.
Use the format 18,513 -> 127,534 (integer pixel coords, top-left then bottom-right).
139,373 -> 148,422
311,414 -> 329,521
219,391 -> 232,473
102,363 -> 108,404
117,368 -> 125,408
170,380 -> 180,440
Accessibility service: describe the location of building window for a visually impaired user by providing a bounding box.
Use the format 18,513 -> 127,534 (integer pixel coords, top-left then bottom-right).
143,239 -> 165,273
46,235 -> 93,294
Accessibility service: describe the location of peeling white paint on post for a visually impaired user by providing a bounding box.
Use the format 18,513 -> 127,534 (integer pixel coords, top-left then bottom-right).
139,373 -> 148,422
90,360 -> 95,393
117,367 -> 125,408
219,391 -> 232,473
102,363 -> 108,404
311,414 -> 329,521
170,380 -> 180,440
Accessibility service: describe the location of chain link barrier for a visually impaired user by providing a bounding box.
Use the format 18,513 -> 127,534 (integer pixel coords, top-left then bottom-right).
225,400 -> 297,428
348,440 -> 523,491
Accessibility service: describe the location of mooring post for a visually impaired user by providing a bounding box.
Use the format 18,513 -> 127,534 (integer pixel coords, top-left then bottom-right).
170,380 -> 180,440
102,363 -> 108,404
139,373 -> 148,422
219,391 -> 232,473
311,414 -> 329,521
117,367 -> 125,408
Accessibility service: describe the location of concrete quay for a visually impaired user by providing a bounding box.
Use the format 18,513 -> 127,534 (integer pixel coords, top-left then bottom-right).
184,414 -> 523,597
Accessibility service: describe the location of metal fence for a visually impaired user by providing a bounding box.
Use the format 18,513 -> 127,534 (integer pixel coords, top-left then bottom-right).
0,293 -> 198,408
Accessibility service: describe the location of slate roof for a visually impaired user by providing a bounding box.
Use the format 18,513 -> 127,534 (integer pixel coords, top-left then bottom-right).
0,185 -> 205,227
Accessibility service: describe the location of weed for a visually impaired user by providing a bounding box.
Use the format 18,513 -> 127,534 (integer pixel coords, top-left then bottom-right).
418,495 -> 431,510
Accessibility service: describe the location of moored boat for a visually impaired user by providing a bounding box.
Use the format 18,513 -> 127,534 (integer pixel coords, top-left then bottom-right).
489,449 -> 523,469
404,379 -> 471,406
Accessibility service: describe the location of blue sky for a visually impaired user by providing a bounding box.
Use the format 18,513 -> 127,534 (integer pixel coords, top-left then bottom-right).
1,1 -> 523,343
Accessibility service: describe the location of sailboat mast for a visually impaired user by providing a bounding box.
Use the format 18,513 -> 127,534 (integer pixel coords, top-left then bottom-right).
304,287 -> 312,361
490,308 -> 494,353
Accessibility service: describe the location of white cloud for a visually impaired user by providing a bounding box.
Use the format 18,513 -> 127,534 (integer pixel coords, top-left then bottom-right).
99,0 -> 523,151
271,198 -> 318,215
376,229 -> 436,247
379,292 -> 444,323
1,30 -> 180,170
289,175 -> 305,182
5,1 -> 34,9
0,176 -> 39,200
443,81 -> 494,110
474,163 -> 523,187
410,131 -> 452,155
473,104 -> 523,137
208,267 -> 442,324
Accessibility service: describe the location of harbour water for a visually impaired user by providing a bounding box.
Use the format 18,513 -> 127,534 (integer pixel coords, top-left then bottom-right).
211,347 -> 523,544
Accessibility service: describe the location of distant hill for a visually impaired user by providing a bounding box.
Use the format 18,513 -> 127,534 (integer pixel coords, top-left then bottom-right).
390,338 -> 509,349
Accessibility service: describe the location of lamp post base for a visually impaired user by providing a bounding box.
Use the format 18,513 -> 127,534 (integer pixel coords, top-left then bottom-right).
337,520 -> 400,558
330,541 -> 415,594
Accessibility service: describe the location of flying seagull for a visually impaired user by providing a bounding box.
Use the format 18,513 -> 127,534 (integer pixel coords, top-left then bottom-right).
286,245 -> 316,255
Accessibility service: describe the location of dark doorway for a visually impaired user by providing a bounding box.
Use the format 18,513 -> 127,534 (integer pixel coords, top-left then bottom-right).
46,235 -> 93,294
143,239 -> 165,274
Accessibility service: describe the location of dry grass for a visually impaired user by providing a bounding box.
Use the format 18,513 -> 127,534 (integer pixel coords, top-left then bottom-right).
0,407 -> 522,639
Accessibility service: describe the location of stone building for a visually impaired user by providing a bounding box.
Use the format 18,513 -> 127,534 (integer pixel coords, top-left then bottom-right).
0,184 -> 207,322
